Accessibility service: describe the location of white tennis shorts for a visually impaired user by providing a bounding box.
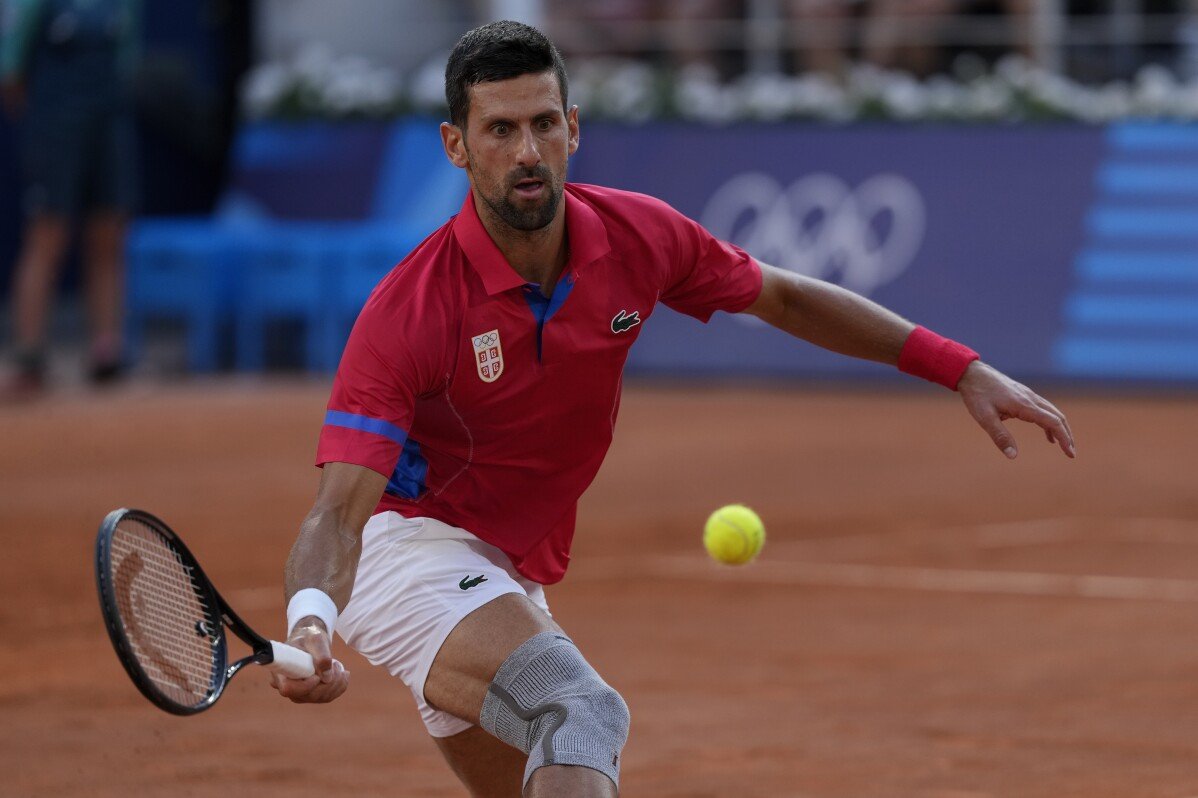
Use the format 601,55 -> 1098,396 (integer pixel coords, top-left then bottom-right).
336,512 -> 550,737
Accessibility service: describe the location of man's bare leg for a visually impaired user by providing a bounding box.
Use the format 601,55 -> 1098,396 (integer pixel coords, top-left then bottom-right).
4,215 -> 70,395
424,593 -> 619,797
11,214 -> 71,355
433,725 -> 525,798
82,210 -> 126,378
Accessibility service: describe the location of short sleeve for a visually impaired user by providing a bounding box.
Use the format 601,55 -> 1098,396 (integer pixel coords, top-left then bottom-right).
315,296 -> 438,477
660,210 -> 763,323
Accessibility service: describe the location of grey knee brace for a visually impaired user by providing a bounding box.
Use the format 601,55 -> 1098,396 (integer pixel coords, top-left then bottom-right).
480,631 -> 630,789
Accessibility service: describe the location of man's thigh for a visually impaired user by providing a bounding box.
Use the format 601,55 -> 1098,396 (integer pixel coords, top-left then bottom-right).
433,725 -> 526,798
338,514 -> 553,735
423,592 -> 561,723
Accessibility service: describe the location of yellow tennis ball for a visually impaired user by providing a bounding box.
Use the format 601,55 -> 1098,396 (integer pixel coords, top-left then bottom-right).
703,504 -> 765,565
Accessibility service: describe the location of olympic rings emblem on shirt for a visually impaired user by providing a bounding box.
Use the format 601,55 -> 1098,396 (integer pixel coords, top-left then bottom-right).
473,332 -> 499,348
699,172 -> 926,296
471,329 -> 504,383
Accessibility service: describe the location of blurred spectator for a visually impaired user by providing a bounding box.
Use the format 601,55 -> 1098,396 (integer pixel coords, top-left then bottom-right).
787,0 -> 861,77
1180,0 -> 1198,78
134,0 -> 253,215
865,0 -> 959,76
1,0 -> 140,398
1064,0 -> 1187,82
658,0 -> 741,75
548,0 -> 742,76
788,0 -> 1034,78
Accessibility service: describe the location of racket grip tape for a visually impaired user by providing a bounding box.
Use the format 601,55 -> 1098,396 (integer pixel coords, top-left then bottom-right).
267,641 -> 317,678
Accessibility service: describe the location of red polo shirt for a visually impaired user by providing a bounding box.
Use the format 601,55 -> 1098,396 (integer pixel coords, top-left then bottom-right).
317,183 -> 762,584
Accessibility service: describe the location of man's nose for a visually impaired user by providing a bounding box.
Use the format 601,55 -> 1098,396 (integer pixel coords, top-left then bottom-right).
514,126 -> 541,167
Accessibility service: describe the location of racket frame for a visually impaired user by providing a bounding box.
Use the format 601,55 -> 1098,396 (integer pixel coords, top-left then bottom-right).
95,508 -> 288,715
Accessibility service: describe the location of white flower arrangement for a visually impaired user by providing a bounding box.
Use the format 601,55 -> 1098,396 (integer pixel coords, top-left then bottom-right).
241,43 -> 406,119
241,48 -> 1198,123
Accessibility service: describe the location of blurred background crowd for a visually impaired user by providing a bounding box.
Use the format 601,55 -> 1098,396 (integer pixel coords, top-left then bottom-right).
2,0 -> 1197,396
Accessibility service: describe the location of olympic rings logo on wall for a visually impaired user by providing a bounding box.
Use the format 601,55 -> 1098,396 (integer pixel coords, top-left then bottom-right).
700,172 -> 927,296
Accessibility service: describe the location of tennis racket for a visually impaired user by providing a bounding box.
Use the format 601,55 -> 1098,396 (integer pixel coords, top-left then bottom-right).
95,507 -> 315,715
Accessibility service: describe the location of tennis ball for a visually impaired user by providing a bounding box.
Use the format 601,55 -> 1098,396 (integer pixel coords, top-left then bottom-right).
703,504 -> 765,565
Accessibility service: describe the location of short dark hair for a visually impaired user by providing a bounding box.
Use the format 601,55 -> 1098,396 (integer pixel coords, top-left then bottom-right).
444,20 -> 568,128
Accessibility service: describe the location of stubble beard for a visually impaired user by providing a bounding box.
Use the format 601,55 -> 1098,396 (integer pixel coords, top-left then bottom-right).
475,163 -> 563,233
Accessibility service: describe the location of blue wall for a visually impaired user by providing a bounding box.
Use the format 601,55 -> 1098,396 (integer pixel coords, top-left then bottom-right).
1054,126 -> 1198,380
49,118 -> 1198,384
570,123 -> 1110,382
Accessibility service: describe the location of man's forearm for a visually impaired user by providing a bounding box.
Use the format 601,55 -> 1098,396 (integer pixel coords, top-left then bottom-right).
284,462 -> 387,620
747,263 -> 914,365
284,506 -> 364,611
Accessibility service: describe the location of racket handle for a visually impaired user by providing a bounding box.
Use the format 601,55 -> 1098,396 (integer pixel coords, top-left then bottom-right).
267,641 -> 316,678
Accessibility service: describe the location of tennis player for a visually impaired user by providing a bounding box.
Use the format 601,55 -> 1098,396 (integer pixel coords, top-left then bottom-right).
271,21 -> 1075,798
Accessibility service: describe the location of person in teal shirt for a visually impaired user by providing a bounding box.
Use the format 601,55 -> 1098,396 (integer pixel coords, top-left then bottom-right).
1,0 -> 141,396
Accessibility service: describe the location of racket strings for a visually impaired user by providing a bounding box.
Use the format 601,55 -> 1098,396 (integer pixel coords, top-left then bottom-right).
109,519 -> 219,706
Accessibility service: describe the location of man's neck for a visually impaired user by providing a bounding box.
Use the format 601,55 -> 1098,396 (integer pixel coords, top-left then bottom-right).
474,189 -> 569,295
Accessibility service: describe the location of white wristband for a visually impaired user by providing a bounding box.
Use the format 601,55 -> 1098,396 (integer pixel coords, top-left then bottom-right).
286,588 -> 338,639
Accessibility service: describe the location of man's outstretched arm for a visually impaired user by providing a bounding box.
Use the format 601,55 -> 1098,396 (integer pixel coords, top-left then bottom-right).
742,262 -> 1075,460
271,461 -> 388,703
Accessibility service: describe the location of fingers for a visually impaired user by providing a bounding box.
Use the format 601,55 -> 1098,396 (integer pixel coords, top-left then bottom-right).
273,660 -> 350,703
293,623 -> 334,676
271,671 -> 319,696
270,620 -> 349,704
975,406 -> 1020,459
959,363 -> 1076,460
1033,394 -> 1075,457
1015,398 -> 1075,458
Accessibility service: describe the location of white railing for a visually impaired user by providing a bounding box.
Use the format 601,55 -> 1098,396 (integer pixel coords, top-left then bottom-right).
486,0 -> 1194,78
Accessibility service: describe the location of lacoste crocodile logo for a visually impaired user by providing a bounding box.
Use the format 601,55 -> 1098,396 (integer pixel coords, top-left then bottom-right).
459,575 -> 488,590
611,309 -> 641,333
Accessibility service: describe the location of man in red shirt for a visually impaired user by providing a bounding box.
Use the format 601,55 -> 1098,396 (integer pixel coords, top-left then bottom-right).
272,21 -> 1074,798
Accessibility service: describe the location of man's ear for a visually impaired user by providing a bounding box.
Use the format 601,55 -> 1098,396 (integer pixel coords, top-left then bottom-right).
567,105 -> 580,156
441,122 -> 469,168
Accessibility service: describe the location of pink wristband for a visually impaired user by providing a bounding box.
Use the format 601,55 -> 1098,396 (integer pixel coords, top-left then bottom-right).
898,326 -> 979,391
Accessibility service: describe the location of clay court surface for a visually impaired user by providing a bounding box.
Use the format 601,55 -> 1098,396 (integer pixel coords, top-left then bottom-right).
2,380 -> 1197,797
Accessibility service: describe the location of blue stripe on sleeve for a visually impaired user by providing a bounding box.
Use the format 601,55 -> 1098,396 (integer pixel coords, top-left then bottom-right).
323,410 -> 408,445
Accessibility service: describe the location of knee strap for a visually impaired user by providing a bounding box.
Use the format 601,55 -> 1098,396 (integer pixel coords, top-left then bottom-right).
480,631 -> 630,789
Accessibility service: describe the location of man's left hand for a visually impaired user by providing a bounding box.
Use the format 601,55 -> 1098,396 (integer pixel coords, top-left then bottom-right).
957,360 -> 1075,460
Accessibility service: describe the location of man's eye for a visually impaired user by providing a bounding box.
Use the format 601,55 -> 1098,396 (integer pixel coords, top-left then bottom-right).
537,119 -> 553,131
493,124 -> 509,135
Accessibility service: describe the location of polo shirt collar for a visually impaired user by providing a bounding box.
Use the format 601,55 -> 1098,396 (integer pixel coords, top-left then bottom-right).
453,185 -> 611,296
564,183 -> 612,269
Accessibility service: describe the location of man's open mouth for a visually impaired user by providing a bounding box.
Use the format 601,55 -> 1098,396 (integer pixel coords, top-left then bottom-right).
513,178 -> 545,199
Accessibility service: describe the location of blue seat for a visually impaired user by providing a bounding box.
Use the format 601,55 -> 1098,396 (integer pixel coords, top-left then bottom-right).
126,118 -> 468,374
322,224 -> 424,366
233,225 -> 342,372
125,220 -> 234,372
